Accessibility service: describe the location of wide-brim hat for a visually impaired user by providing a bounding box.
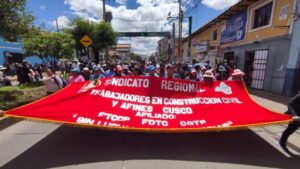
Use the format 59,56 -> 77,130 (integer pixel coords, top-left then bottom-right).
71,67 -> 81,73
232,69 -> 245,76
203,70 -> 214,78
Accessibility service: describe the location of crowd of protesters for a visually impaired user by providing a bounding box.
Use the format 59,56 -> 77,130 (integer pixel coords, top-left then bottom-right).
0,58 -> 245,93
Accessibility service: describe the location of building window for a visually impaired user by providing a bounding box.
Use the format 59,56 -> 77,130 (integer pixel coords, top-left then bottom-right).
252,2 -> 273,29
212,29 -> 218,41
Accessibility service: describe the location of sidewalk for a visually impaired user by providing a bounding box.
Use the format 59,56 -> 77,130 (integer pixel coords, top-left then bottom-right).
247,89 -> 300,156
248,88 -> 291,105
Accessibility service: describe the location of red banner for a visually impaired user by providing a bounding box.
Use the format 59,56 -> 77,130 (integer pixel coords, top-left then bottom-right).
4,77 -> 291,132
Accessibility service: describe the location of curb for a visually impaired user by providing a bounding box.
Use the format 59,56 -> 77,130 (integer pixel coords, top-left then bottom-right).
0,116 -> 22,131
0,110 -> 22,130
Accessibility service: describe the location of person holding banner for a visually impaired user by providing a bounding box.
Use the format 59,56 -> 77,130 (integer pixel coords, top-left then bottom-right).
114,65 -> 124,77
68,68 -> 85,84
165,64 -> 175,79
227,69 -> 245,81
279,92 -> 300,153
146,65 -> 159,77
202,70 -> 216,85
91,66 -> 105,80
188,69 -> 198,82
43,69 -> 63,94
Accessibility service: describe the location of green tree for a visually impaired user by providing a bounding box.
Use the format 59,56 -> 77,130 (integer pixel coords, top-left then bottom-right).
131,53 -> 142,62
0,0 -> 34,41
23,29 -> 75,68
67,17 -> 118,63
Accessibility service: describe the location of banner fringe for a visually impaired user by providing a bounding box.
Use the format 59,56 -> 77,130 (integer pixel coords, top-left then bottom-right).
4,114 -> 292,133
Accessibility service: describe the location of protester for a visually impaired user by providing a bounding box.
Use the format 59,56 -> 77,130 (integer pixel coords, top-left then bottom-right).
71,59 -> 80,69
217,63 -> 228,81
82,67 -> 91,81
123,65 -> 130,76
32,68 -> 42,82
189,69 -> 198,82
227,69 -> 245,81
195,65 -> 204,81
105,64 -> 116,77
202,70 -> 216,85
146,65 -> 159,77
0,70 -> 12,87
165,64 -> 175,79
43,69 -> 63,94
68,68 -> 85,84
91,66 -> 105,80
19,60 -> 32,84
279,92 -> 300,154
132,65 -> 142,76
114,64 -> 124,77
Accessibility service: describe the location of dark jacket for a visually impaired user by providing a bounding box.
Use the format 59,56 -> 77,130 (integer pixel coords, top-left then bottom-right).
286,92 -> 300,116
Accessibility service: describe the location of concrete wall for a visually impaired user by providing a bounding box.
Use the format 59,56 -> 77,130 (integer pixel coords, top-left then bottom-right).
0,38 -> 24,65
224,36 -> 291,94
284,0 -> 300,96
0,37 -> 44,66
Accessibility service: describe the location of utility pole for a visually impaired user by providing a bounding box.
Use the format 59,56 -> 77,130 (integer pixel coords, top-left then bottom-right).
178,0 -> 183,63
188,16 -> 192,64
172,22 -> 176,63
55,18 -> 59,32
102,0 -> 106,22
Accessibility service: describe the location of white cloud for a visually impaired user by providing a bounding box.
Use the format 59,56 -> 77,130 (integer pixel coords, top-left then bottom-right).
63,0 -> 191,56
52,16 -> 70,29
115,0 -> 127,5
202,0 -> 240,10
40,5 -> 46,10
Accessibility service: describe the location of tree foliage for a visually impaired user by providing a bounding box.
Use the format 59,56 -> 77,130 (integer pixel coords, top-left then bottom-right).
67,17 -> 118,62
23,28 -> 75,67
0,0 -> 34,41
131,53 -> 143,62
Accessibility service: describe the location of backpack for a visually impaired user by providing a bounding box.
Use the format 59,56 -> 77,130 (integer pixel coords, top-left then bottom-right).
60,76 -> 68,88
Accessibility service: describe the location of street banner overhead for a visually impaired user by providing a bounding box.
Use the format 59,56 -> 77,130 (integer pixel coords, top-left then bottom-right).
4,77 -> 291,132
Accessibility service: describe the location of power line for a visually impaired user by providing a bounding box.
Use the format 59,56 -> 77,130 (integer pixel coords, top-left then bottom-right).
113,14 -> 179,22
184,0 -> 201,15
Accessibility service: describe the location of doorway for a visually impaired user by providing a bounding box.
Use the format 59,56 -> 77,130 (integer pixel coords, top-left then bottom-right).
224,51 -> 235,70
244,50 -> 268,89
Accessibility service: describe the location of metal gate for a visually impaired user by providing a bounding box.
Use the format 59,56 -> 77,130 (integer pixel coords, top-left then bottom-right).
251,50 -> 268,89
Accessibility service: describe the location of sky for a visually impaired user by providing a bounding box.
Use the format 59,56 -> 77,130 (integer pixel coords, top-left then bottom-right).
26,0 -> 240,56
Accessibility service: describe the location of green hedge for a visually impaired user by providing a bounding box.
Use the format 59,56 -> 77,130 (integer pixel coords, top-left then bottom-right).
0,82 -> 47,110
